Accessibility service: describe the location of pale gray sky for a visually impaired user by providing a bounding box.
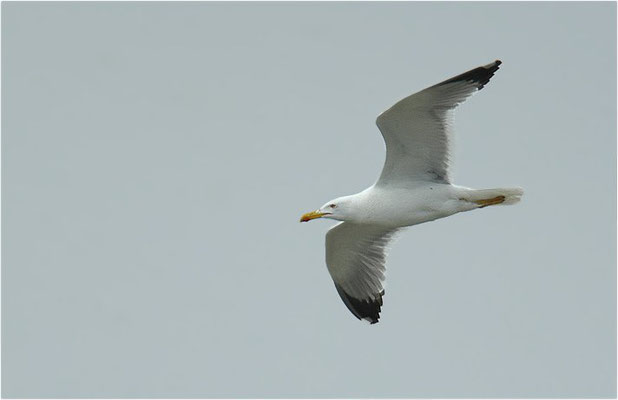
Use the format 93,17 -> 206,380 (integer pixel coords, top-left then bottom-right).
2,2 -> 616,398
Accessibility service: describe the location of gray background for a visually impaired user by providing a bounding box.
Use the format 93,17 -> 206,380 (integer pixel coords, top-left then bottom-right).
2,2 -> 616,398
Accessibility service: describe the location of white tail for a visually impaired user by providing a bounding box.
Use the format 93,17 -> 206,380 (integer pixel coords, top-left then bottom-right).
467,187 -> 524,206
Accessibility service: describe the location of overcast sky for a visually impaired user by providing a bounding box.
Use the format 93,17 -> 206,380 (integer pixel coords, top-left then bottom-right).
2,2 -> 616,398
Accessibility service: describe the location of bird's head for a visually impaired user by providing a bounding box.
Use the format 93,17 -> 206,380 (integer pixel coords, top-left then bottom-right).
300,196 -> 351,222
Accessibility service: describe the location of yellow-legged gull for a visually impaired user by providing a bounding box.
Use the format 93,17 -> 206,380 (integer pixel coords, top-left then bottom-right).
300,60 -> 523,324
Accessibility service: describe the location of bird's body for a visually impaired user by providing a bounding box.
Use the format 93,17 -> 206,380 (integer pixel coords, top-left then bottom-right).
334,184 -> 478,227
301,60 -> 523,324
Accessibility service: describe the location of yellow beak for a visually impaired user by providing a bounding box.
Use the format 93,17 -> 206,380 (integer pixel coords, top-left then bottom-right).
300,210 -> 327,222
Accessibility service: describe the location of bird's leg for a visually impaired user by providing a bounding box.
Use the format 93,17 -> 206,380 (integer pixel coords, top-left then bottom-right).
474,195 -> 506,208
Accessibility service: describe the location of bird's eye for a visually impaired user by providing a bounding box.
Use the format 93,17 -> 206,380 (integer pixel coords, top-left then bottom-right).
329,204 -> 337,208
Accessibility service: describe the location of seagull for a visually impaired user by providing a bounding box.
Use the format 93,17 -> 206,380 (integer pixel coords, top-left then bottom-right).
300,60 -> 522,324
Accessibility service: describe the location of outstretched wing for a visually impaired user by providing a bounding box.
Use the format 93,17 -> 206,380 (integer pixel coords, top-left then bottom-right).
375,60 -> 502,186
325,222 -> 398,324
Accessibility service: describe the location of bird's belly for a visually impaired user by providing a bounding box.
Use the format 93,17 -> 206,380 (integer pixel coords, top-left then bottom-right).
360,184 -> 462,227
369,206 -> 452,227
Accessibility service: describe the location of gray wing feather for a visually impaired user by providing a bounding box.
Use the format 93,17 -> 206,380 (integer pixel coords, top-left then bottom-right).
325,222 -> 398,324
375,60 -> 502,186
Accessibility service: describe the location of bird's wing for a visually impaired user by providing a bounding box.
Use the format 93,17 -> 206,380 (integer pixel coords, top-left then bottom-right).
375,60 -> 502,186
325,222 -> 398,324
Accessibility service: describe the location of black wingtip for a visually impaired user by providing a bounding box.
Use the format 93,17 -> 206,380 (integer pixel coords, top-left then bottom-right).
335,284 -> 384,324
437,59 -> 502,90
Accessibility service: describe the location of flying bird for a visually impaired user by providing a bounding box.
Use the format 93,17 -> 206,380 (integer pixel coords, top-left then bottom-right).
300,60 -> 522,324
